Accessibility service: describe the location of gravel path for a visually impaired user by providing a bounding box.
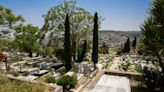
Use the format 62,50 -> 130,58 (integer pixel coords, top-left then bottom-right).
109,56 -> 122,71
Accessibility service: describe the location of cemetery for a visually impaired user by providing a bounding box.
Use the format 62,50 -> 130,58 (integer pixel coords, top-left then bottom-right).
0,0 -> 164,92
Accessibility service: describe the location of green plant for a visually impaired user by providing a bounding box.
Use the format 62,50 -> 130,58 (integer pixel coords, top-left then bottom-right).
141,0 -> 164,74
132,37 -> 137,50
76,40 -> 87,63
99,42 -> 109,54
142,67 -> 164,91
135,64 -> 142,72
55,48 -> 64,60
123,37 -> 130,53
10,71 -> 19,77
64,14 -> 72,71
22,72 -> 29,76
0,73 -> 51,92
45,76 -> 56,83
57,75 -> 77,89
92,12 -> 99,69
121,60 -> 131,71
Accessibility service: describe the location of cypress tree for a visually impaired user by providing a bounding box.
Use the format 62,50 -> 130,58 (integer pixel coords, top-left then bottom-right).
92,12 -> 98,69
77,40 -> 87,63
123,37 -> 130,53
64,14 -> 72,71
132,37 -> 137,50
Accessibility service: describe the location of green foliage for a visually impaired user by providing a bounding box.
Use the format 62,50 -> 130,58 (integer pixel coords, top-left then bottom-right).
120,60 -> 131,71
41,0 -> 99,47
45,76 -> 56,83
37,46 -> 54,57
132,37 -> 137,50
116,47 -> 123,55
41,0 -> 103,61
0,5 -> 24,27
14,24 -> 40,57
123,37 -> 130,53
9,71 -> 19,77
64,14 -> 72,71
142,67 -> 164,91
0,73 -> 50,92
99,42 -> 109,54
0,39 -> 16,52
77,40 -> 87,63
141,0 -> 164,73
135,64 -> 142,72
92,12 -> 99,67
55,48 -> 64,60
57,75 -> 77,89
22,72 -> 29,76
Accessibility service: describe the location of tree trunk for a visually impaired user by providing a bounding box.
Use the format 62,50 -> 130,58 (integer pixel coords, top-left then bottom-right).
4,57 -> 8,71
94,64 -> 96,70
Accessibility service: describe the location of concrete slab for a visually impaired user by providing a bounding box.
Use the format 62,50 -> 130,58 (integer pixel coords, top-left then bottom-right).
91,75 -> 131,92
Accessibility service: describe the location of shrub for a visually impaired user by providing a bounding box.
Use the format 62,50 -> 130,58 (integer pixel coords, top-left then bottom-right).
116,47 -> 123,55
55,48 -> 64,60
45,76 -> 56,83
99,42 -> 109,54
22,72 -> 29,76
120,60 -> 131,71
57,75 -> 77,89
142,67 -> 164,91
10,71 -> 19,77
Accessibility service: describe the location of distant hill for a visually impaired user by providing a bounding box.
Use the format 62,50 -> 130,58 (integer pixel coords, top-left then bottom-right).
90,30 -> 141,48
100,30 -> 141,37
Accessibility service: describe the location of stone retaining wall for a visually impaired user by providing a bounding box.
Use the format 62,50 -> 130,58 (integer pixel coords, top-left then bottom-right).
104,70 -> 143,81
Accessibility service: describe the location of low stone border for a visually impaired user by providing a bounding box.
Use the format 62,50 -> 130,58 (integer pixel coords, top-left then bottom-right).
104,70 -> 143,81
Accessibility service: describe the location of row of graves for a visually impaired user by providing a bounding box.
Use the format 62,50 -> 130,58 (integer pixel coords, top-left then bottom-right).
118,53 -> 161,73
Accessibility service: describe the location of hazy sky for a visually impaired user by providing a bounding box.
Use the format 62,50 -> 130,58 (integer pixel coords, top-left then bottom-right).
0,0 -> 150,31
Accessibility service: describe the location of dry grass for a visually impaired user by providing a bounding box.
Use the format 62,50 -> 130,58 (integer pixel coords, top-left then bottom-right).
0,71 -> 52,92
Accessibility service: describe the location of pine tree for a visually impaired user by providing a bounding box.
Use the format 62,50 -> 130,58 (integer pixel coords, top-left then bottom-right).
141,0 -> 164,73
92,12 -> 98,69
64,14 -> 72,71
123,37 -> 130,53
132,37 -> 137,50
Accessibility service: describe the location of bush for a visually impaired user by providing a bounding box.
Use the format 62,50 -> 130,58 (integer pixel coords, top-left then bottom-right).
116,47 -> 123,55
142,67 -> 164,91
45,76 -> 56,83
57,75 -> 77,89
55,49 -> 64,60
120,60 -> 131,71
22,72 -> 29,76
10,71 -> 19,77
99,47 -> 108,54
99,42 -> 109,54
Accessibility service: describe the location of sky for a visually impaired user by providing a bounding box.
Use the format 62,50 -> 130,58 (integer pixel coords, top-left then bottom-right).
0,0 -> 150,31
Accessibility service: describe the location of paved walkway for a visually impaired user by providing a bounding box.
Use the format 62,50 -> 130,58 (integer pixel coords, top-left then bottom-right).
109,56 -> 122,71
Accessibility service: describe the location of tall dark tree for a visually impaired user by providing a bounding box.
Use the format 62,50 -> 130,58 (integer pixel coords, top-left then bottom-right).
141,0 -> 164,74
132,37 -> 137,50
64,14 -> 72,71
123,37 -> 130,53
92,12 -> 99,69
77,40 -> 87,63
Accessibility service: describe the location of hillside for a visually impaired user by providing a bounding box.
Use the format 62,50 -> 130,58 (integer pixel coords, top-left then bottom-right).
94,30 -> 141,48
